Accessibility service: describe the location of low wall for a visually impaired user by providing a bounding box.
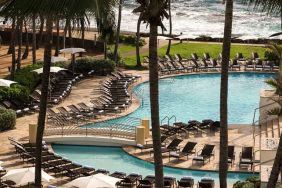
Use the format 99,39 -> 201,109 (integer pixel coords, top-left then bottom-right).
44,135 -> 136,147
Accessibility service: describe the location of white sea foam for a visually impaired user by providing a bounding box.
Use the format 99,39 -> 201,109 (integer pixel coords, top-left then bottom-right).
99,0 -> 280,39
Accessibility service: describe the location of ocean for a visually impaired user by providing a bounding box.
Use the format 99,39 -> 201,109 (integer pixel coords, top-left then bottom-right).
115,0 -> 280,38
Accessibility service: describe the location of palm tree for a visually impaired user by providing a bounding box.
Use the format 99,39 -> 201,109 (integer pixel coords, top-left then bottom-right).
220,0 -> 233,187
266,42 -> 282,72
22,19 -> 29,60
134,1 -> 168,187
135,13 -> 142,67
54,19 -> 60,56
32,14 -> 36,64
0,1 -> 117,187
114,0 -> 123,65
16,17 -> 23,69
165,0 -> 172,55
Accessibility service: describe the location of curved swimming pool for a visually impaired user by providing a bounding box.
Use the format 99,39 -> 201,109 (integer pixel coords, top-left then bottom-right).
89,72 -> 274,126
52,144 -> 258,185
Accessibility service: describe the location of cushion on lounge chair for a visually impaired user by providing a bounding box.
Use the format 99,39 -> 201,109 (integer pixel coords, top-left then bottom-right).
193,156 -> 204,161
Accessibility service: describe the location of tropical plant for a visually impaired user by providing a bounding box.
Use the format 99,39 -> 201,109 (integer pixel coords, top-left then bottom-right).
134,1 -> 169,187
165,0 -> 172,55
233,176 -> 260,188
266,42 -> 282,71
0,1 -> 117,187
114,0 -> 123,65
220,0 -> 234,187
0,107 -> 16,132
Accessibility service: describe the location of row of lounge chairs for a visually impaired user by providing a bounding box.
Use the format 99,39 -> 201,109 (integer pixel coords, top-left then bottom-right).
7,137 -> 214,188
143,52 -> 279,75
160,120 -> 220,137
46,71 -> 141,126
136,137 -> 255,169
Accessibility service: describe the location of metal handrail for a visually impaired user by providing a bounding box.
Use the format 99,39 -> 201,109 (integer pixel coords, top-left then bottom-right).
252,101 -> 276,126
161,116 -> 169,125
168,115 -> 177,126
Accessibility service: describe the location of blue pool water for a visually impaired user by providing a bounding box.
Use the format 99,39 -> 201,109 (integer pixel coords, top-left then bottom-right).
52,144 -> 258,184
89,72 -> 274,126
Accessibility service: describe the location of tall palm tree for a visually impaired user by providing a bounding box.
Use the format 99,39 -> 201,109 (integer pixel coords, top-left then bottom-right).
135,13 -> 142,67
134,1 -> 168,187
165,0 -> 172,55
22,19 -> 29,60
114,0 -> 123,65
54,19 -> 60,56
220,0 -> 233,187
16,17 -> 23,69
10,17 -> 16,80
0,1 -> 117,187
32,14 -> 36,64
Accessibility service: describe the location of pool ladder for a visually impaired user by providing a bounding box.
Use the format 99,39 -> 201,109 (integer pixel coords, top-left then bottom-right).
161,115 -> 177,126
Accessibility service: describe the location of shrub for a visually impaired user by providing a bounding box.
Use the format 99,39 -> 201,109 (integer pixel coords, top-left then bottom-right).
0,84 -> 30,102
265,51 -> 279,61
119,35 -> 146,46
7,64 -> 42,91
107,51 -> 122,64
233,176 -> 260,188
0,107 -> 16,131
73,57 -> 115,75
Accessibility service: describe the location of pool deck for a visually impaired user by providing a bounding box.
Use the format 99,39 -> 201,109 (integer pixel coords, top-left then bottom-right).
0,69 -> 272,187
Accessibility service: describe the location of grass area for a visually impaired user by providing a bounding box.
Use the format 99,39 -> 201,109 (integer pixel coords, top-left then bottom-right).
109,44 -> 136,54
121,42 -> 268,68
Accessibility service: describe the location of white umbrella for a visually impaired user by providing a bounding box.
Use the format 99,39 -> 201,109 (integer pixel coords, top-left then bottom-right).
51,56 -> 68,63
0,79 -> 17,87
32,66 -> 67,74
66,173 -> 121,188
1,167 -> 54,186
59,48 -> 86,54
238,35 -> 258,41
157,36 -> 173,40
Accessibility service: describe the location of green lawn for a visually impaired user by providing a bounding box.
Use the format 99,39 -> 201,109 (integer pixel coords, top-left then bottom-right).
109,44 -> 136,54
120,42 -> 267,69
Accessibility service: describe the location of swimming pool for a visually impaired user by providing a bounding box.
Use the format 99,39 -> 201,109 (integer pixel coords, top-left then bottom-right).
88,72 -> 274,127
52,144 -> 258,185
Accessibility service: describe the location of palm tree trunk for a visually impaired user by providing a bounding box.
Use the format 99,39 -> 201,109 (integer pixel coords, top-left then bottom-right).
16,18 -> 23,69
220,0 -> 233,188
136,14 -> 142,67
166,0 -> 172,55
80,18 -> 85,49
104,40 -> 107,60
10,17 -> 16,80
114,0 -> 123,65
149,22 -> 164,188
267,133 -> 282,188
7,18 -> 16,55
66,18 -> 73,47
37,16 -> 45,49
22,20 -> 29,60
32,14 -> 37,64
34,17 -> 53,187
55,19 -> 60,56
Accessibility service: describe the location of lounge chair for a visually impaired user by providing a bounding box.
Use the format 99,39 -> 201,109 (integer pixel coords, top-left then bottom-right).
244,60 -> 255,71
236,52 -> 246,63
150,138 -> 183,156
95,168 -> 110,175
164,176 -> 176,188
177,176 -> 194,188
239,146 -> 254,169
229,59 -> 240,71
198,178 -> 215,188
110,171 -> 126,178
192,144 -> 215,165
116,173 -> 142,187
138,175 -> 155,188
228,145 -> 235,166
169,142 -> 197,161
136,136 -> 167,152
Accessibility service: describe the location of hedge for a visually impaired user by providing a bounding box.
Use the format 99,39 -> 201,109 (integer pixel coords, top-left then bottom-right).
0,84 -> 30,102
119,35 -> 146,46
0,107 -> 16,131
73,57 -> 115,75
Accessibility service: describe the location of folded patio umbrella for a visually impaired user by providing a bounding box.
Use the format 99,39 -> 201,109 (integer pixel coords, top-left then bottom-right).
0,79 -> 17,87
1,167 -> 54,186
59,48 -> 86,54
66,173 -> 121,188
32,66 -> 67,74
